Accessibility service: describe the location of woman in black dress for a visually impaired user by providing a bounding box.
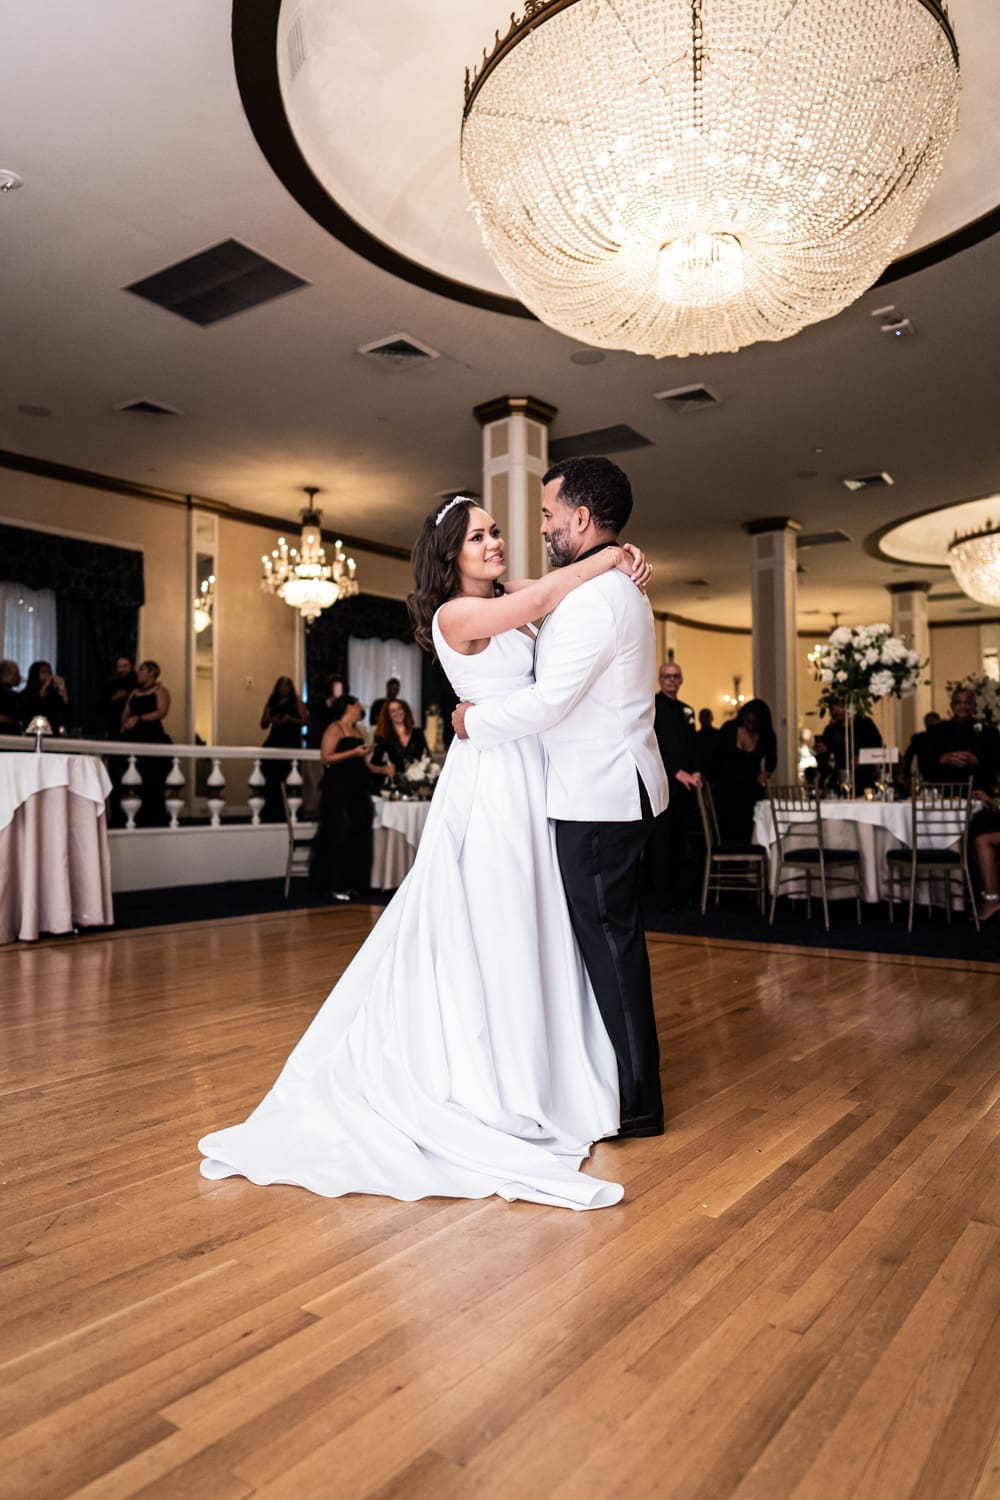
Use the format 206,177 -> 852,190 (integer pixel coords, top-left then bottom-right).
310,695 -> 373,901
120,660 -> 172,826
368,698 -> 427,783
19,660 -> 71,734
710,698 -> 779,842
259,676 -> 309,821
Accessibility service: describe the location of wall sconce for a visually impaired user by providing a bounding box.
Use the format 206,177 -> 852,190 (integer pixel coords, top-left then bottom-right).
722,675 -> 746,710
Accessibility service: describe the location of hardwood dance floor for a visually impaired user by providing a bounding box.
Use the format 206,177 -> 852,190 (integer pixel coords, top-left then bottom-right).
2,910 -> 999,1500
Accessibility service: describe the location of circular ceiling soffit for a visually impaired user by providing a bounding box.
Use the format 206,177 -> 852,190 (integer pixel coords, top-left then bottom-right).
870,494 -> 1000,568
231,0 -> 1000,318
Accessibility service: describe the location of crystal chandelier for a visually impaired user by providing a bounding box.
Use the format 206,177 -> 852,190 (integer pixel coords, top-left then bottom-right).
949,522 -> 1000,608
461,1 -> 959,358
261,488 -> 359,623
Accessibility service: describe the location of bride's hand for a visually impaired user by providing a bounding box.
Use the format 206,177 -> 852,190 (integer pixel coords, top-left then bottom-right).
617,542 -> 652,592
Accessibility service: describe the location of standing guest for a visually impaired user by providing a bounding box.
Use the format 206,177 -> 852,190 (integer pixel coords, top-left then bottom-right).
647,661 -> 700,908
918,687 -> 1000,793
101,656 -> 137,739
369,676 -> 401,732
259,676 -> 309,821
310,696 -> 373,901
814,696 -> 883,792
695,706 -> 721,776
19,660 -> 70,734
369,698 -> 427,779
121,661 -> 172,826
0,660 -> 22,733
710,698 -> 778,842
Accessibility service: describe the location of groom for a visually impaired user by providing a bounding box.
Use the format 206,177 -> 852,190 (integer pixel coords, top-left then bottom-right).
452,456 -> 669,1137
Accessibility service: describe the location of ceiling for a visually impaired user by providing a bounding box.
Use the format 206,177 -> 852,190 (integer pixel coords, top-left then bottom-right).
2,0 -> 999,629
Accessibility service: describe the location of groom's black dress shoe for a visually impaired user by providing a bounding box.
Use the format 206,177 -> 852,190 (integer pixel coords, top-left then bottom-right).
600,1117 -> 665,1141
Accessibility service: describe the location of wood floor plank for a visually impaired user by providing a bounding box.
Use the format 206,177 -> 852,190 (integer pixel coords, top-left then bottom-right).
2,912 -> 999,1498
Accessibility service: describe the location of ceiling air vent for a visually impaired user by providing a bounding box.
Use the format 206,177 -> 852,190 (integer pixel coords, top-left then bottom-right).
797,529 -> 851,548
112,397 -> 182,417
125,240 -> 308,327
654,383 -> 721,414
357,334 -> 440,371
841,472 -> 894,492
548,424 -> 652,461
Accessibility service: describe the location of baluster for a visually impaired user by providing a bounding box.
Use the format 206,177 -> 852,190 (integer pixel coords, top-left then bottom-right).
119,755 -> 142,830
285,758 -> 303,825
206,757 -> 226,828
164,755 -> 185,829
248,757 -> 266,826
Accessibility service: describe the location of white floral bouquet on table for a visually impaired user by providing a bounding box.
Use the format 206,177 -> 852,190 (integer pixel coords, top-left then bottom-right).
813,623 -> 925,719
393,755 -> 442,798
946,674 -> 1000,724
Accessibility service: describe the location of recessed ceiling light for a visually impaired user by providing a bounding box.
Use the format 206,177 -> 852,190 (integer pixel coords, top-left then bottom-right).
569,349 -> 606,365
0,169 -> 24,192
17,403 -> 51,417
796,469 -> 818,479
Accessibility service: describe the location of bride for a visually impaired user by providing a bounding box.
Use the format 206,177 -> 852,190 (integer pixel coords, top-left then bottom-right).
198,496 -> 650,1210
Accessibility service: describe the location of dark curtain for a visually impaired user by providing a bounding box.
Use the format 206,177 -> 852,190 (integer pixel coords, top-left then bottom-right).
305,593 -> 457,747
0,523 -> 144,737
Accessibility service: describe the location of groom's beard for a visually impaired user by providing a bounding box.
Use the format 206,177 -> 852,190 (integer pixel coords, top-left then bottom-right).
544,530 -> 575,568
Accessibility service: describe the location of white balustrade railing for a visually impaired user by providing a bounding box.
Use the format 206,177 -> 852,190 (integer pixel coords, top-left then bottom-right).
0,732 -> 323,830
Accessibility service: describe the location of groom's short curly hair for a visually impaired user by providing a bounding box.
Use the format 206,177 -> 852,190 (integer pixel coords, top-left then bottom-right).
542,455 -> 633,534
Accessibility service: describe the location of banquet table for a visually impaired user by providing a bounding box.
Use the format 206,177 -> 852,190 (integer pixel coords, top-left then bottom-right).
0,752 -> 114,943
753,797 -> 962,904
370,796 -> 432,888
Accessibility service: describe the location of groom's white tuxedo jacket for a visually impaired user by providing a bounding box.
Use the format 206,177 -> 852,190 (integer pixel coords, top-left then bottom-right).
465,568 -> 670,822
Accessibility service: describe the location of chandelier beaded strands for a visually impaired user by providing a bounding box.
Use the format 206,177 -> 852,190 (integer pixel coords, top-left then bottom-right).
461,0 -> 960,358
261,487 -> 360,623
949,521 -> 1000,608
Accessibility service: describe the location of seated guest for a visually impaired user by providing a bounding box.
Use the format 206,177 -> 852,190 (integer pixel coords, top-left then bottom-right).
901,710 -> 941,787
0,660 -> 22,733
102,655 -> 137,738
970,796 -> 1000,924
19,660 -> 70,734
260,676 -> 309,821
710,698 -> 778,843
695,707 -> 721,777
369,676 -> 401,733
813,697 -> 883,792
310,696 -> 372,902
121,661 -> 172,826
918,687 -> 1000,793
369,698 -> 427,780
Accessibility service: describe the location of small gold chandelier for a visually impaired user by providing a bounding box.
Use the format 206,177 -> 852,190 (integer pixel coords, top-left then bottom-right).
461,0 -> 959,359
261,487 -> 359,623
949,521 -> 1000,608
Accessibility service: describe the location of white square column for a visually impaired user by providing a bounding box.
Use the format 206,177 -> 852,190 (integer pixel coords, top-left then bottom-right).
474,395 -> 557,580
745,517 -> 800,785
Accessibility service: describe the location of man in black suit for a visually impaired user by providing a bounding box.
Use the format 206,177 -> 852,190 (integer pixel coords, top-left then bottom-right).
647,661 -> 700,909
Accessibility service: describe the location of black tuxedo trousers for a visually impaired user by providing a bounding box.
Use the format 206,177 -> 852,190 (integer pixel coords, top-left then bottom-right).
553,778 -> 663,1129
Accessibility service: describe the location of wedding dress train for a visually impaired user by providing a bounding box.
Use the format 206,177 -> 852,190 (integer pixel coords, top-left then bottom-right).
198,616 -> 623,1209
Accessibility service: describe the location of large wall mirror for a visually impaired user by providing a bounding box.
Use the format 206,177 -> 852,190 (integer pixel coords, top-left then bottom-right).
191,510 -> 217,746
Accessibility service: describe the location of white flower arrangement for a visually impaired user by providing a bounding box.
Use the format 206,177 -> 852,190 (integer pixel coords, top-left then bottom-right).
813,624 -> 925,719
946,673 -> 1000,725
396,754 -> 442,795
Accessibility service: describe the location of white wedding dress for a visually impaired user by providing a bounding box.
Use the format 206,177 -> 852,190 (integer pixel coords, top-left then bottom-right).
198,614 -> 623,1210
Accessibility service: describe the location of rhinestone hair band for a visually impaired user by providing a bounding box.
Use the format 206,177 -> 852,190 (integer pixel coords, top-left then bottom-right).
435,495 -> 473,527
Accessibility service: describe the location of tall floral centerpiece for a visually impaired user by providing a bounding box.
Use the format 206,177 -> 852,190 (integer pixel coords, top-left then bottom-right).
813,624 -> 924,795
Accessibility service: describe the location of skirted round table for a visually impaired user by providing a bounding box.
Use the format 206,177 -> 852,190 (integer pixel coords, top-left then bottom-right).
371,796 -> 432,889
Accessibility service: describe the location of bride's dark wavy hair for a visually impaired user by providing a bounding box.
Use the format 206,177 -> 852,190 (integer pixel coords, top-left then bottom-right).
408,497 -> 502,652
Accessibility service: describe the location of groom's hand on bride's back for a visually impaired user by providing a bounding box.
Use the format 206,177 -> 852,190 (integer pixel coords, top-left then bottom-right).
452,702 -> 472,740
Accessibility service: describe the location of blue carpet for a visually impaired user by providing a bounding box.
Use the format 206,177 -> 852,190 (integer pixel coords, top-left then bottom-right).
101,879 -> 999,964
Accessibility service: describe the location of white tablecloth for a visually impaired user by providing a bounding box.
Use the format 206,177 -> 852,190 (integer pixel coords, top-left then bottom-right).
370,796 -> 432,888
0,752 -> 114,942
753,799 -> 961,903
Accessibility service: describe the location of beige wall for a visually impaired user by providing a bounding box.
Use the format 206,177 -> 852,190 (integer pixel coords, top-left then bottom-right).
928,623 -> 983,716
1,467 -> 414,747
656,617 -> 754,724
